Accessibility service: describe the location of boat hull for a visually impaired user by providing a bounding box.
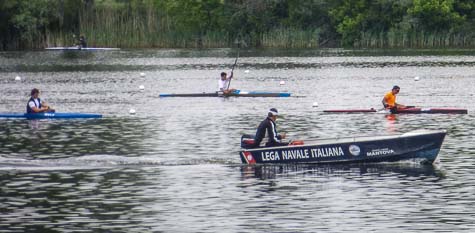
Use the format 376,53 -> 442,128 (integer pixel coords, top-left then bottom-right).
0,112 -> 102,119
240,130 -> 446,165
159,90 -> 291,98
45,47 -> 119,51
396,108 -> 467,114
323,109 -> 377,113
324,108 -> 467,114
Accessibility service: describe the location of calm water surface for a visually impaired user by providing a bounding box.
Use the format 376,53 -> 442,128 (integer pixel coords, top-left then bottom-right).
1,49 -> 475,232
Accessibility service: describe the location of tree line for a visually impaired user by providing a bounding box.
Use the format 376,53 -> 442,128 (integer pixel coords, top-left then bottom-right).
1,0 -> 475,50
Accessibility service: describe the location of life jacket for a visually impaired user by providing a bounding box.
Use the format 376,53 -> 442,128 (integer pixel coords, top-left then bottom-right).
26,97 -> 41,113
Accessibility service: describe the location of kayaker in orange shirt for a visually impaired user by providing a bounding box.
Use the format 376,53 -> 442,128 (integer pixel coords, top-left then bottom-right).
382,85 -> 406,113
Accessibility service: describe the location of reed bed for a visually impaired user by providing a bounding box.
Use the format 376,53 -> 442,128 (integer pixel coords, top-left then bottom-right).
261,28 -> 320,48
45,5 -> 322,49
43,5 -> 475,49
76,6 -> 232,48
357,30 -> 475,49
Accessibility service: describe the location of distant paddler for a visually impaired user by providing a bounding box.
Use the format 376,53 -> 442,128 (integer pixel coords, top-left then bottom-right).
382,85 -> 406,113
218,71 -> 236,94
76,35 -> 87,48
27,88 -> 55,113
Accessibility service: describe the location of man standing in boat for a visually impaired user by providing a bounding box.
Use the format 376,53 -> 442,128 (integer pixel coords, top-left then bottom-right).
251,108 -> 288,148
382,85 -> 406,113
218,71 -> 236,94
27,88 -> 54,113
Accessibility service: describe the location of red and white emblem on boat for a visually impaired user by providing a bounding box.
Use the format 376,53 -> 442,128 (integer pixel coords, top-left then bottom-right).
243,151 -> 256,164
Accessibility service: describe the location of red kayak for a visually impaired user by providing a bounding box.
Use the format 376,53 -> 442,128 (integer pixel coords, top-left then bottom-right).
324,107 -> 467,114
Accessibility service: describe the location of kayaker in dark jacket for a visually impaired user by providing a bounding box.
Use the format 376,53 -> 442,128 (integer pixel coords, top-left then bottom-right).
78,35 -> 87,48
26,88 -> 54,113
251,108 -> 288,148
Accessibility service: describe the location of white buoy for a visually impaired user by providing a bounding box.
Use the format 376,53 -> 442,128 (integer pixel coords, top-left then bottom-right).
139,85 -> 145,91
414,76 -> 420,81
245,70 -> 250,73
279,81 -> 285,85
312,102 -> 319,107
140,72 -> 146,77
129,109 -> 136,115
15,76 -> 21,81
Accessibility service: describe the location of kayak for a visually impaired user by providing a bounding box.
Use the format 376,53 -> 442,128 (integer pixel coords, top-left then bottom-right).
323,107 -> 467,114
45,47 -> 120,51
240,130 -> 446,165
0,112 -> 102,119
159,90 -> 291,98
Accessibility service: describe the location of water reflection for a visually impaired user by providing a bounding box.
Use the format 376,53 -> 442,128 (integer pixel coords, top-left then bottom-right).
240,163 -> 445,180
0,168 -> 157,232
384,114 -> 398,132
59,50 -> 96,59
0,118 -> 150,159
1,49 -> 475,232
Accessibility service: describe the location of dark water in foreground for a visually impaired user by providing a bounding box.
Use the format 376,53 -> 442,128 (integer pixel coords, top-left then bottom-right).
1,49 -> 475,232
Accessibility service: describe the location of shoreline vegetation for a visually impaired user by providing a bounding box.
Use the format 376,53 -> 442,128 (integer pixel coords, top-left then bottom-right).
2,0 -> 475,50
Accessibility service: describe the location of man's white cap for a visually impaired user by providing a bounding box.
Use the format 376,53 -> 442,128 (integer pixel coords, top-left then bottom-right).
269,108 -> 279,116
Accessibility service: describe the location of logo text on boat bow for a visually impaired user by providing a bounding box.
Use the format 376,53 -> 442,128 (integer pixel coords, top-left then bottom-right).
366,148 -> 395,156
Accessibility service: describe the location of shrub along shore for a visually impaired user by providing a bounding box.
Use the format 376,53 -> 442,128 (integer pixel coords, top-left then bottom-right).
2,0 -> 475,50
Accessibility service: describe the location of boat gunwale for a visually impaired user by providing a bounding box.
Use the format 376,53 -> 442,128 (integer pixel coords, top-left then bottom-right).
241,130 -> 447,152
159,91 -> 292,98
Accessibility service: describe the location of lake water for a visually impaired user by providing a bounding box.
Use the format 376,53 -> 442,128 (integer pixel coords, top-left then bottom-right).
0,48 -> 474,232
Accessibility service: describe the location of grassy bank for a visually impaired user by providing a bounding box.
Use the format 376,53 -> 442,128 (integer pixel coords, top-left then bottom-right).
357,30 -> 475,49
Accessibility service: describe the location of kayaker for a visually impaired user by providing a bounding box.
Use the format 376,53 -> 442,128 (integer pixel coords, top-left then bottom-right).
78,35 -> 87,48
218,71 -> 236,94
382,85 -> 406,113
251,108 -> 288,148
27,88 -> 55,113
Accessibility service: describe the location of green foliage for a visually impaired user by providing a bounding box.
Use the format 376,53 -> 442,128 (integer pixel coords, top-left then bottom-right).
329,0 -> 367,47
0,0 -> 59,49
330,0 -> 412,47
225,0 -> 281,46
2,0 -> 475,50
408,0 -> 465,31
163,0 -> 224,32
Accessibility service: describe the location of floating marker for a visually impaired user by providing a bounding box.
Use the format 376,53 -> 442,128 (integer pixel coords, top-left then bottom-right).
129,109 -> 136,115
139,85 -> 145,91
245,70 -> 250,73
279,81 -> 285,85
312,102 -> 319,107
140,72 -> 146,77
15,76 -> 21,81
414,76 -> 420,81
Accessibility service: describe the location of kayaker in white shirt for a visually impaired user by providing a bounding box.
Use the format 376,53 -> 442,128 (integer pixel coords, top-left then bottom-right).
218,72 -> 236,94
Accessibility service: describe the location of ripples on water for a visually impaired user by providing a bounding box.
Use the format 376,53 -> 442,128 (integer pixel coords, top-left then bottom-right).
1,49 -> 475,232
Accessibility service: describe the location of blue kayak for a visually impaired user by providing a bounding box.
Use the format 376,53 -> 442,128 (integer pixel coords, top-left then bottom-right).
159,90 -> 291,97
0,112 -> 102,119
